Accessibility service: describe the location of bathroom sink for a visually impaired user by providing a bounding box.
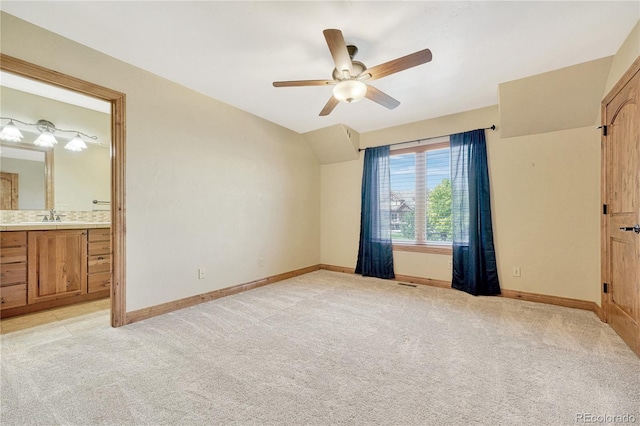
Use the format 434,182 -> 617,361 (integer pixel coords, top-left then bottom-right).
19,221 -> 89,225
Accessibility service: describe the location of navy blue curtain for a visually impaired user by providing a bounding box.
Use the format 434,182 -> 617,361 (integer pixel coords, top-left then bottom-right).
355,146 -> 395,279
450,129 -> 500,295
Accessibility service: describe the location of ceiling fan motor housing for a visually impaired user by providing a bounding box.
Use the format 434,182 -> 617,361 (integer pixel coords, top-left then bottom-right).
332,60 -> 366,80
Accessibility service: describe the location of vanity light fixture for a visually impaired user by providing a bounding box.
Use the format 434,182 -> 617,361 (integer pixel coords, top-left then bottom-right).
33,120 -> 58,148
0,116 -> 97,151
0,119 -> 23,142
65,133 -> 88,152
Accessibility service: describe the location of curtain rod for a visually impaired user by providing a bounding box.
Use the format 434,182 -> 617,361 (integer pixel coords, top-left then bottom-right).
358,125 -> 496,152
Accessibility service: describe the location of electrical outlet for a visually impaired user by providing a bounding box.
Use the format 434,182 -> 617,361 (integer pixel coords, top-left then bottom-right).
258,258 -> 264,267
512,266 -> 521,277
198,267 -> 206,279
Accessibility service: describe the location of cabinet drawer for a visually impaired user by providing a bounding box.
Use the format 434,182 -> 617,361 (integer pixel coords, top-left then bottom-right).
0,232 -> 27,248
0,247 -> 27,264
88,228 -> 110,242
88,255 -> 111,274
1,263 -> 27,286
88,272 -> 111,293
1,284 -> 27,310
88,241 -> 111,256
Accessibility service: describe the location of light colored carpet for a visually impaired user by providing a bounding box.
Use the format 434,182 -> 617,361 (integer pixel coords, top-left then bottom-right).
1,270 -> 638,425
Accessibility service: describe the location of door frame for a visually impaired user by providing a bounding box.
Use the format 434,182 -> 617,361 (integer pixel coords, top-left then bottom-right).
600,55 -> 640,322
0,54 -> 127,327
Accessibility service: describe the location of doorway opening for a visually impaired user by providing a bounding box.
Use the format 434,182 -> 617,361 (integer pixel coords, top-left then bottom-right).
1,54 -> 126,328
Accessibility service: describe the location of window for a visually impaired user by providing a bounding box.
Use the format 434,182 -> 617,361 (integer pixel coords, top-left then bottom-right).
389,140 -> 451,252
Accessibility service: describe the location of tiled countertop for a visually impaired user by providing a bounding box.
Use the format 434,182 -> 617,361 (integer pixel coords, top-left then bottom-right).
0,222 -> 110,231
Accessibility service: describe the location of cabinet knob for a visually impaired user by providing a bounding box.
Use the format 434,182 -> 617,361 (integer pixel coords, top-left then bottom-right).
1,297 -> 5,304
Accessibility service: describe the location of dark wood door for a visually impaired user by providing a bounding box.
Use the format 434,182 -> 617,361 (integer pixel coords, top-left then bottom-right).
602,58 -> 640,357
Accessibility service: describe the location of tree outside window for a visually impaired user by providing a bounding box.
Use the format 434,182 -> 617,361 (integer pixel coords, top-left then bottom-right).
389,141 -> 451,245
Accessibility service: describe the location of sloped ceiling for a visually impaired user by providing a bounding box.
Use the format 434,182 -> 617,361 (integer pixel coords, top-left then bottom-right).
1,1 -> 638,134
499,56 -> 614,138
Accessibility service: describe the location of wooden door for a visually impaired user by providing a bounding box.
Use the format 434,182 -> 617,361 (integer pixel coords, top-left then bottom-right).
0,172 -> 19,209
602,57 -> 640,357
28,230 -> 87,304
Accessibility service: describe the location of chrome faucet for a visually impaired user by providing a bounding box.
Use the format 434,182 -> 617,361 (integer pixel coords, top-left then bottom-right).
44,209 -> 64,222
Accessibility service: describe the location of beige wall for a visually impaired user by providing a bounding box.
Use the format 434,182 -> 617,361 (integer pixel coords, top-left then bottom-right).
322,21 -> 639,305
322,105 -> 601,303
54,142 -> 110,211
1,86 -> 111,211
0,12 -> 321,311
2,11 -> 636,313
604,20 -> 640,95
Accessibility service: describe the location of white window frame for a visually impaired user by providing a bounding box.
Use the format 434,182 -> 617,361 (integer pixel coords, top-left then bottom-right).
390,139 -> 453,255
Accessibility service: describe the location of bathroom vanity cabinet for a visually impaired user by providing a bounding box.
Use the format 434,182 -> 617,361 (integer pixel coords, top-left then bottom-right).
28,230 -> 87,304
0,232 -> 28,309
87,228 -> 111,294
0,225 -> 110,318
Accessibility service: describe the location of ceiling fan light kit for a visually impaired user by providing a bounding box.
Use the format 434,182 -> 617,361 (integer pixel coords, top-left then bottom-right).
273,29 -> 432,116
333,79 -> 367,103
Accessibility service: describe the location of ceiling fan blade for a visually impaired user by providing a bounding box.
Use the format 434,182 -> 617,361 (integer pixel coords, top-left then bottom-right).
319,96 -> 339,116
323,29 -> 353,75
365,85 -> 400,110
273,80 -> 334,87
361,48 -> 432,81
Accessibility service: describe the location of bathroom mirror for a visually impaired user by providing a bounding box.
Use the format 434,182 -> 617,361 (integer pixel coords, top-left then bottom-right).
0,142 -> 52,210
0,72 -> 111,211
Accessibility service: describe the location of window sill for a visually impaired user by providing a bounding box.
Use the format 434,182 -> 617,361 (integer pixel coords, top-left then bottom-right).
392,243 -> 452,255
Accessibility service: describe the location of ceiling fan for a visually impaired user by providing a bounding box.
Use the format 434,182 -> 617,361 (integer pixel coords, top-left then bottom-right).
273,29 -> 432,116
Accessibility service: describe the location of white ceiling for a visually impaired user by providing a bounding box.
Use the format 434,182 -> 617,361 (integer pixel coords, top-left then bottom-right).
2,1 -> 638,134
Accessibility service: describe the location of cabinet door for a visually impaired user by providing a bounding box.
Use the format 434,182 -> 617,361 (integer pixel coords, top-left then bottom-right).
28,230 -> 87,304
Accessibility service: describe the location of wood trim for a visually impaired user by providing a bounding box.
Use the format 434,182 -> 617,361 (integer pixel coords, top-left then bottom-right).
394,274 -> 451,288
593,302 -> 605,321
0,290 -> 108,319
44,147 -> 53,209
125,265 -> 321,325
319,264 -> 354,274
0,55 -> 127,100
600,100 -> 609,323
499,289 -> 597,312
1,53 -> 127,328
110,92 -> 126,327
602,55 -> 640,105
320,264 -> 599,314
319,264 -> 451,288
392,244 -> 452,255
